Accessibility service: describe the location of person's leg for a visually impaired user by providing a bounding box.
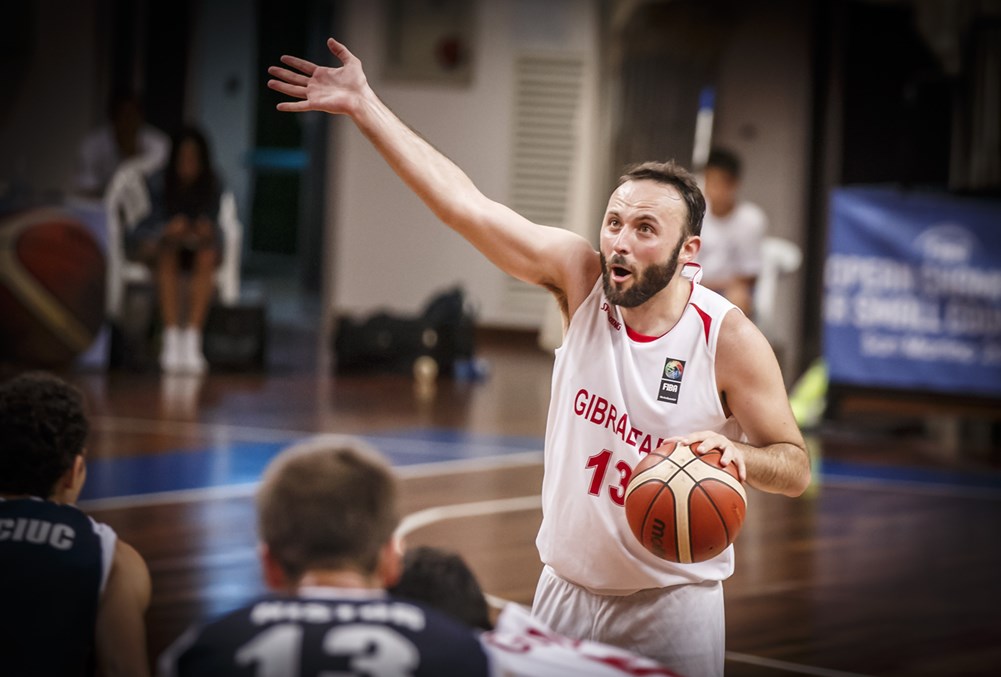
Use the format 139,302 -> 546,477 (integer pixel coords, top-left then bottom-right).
156,246 -> 181,329
187,247 -> 218,330
531,566 -> 598,640
178,246 -> 218,374
156,245 -> 183,372
595,581 -> 725,677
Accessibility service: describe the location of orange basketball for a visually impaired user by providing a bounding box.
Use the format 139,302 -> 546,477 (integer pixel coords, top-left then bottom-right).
0,209 -> 106,367
625,440 -> 747,563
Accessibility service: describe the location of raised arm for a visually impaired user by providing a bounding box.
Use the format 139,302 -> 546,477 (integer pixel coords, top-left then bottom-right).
684,311 -> 811,497
267,38 -> 599,314
95,539 -> 152,677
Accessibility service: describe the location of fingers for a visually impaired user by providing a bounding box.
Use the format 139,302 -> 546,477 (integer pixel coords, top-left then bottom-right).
267,79 -> 307,100
276,101 -> 314,113
267,65 -> 310,87
674,431 -> 714,450
280,54 -> 318,75
326,37 -> 354,64
685,431 -> 748,482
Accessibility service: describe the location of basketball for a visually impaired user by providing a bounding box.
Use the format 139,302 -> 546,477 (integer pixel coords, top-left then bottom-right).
0,208 -> 106,367
625,440 -> 747,563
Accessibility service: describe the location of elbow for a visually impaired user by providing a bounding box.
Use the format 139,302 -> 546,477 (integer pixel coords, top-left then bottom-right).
784,451 -> 813,497
784,469 -> 812,498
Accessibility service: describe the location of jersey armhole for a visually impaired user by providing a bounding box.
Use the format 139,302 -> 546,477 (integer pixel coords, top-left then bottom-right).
556,276 -> 603,355
89,518 -> 118,595
707,305 -> 740,421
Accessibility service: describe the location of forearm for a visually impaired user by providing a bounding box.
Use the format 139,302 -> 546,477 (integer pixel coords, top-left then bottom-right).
739,440 -> 811,497
348,88 -> 577,288
351,88 -> 488,231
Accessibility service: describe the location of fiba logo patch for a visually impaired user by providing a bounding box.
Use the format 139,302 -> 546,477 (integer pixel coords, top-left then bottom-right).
658,358 -> 685,404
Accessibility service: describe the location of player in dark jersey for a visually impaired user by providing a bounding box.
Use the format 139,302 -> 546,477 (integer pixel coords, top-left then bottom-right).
0,371 -> 152,677
158,436 -> 489,677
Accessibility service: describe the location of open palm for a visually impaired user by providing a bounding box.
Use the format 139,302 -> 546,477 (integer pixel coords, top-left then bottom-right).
267,38 -> 368,116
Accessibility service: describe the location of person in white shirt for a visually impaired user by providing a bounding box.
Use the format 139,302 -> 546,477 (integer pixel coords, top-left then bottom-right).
76,89 -> 169,198
268,38 -> 810,676
697,147 -> 768,317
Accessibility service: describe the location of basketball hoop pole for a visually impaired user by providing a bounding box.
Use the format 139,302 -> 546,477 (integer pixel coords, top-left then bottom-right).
692,86 -> 716,171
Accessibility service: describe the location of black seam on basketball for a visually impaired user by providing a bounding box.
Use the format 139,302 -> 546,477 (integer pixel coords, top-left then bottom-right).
640,482 -> 676,558
681,451 -> 722,470
692,483 -> 731,544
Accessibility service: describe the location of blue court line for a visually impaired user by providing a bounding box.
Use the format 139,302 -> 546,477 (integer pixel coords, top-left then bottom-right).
818,458 -> 1001,496
78,427 -> 1001,502
80,428 -> 543,501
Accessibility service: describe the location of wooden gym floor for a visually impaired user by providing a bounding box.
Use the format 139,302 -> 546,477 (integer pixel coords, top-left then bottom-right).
58,327 -> 1001,676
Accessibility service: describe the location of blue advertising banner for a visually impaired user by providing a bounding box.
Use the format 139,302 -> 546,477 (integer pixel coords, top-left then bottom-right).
823,187 -> 1001,397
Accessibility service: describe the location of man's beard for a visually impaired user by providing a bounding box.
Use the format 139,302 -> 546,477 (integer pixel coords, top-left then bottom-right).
601,236 -> 685,308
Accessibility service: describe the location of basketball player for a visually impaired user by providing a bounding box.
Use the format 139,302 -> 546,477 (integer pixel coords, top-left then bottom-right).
268,39 -> 810,676
157,436 -> 491,676
0,371 -> 152,677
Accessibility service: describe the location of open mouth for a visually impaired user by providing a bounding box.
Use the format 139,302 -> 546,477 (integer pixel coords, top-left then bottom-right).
610,265 -> 633,283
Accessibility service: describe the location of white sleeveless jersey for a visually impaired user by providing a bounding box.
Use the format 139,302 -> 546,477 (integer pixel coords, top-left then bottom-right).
536,273 -> 744,594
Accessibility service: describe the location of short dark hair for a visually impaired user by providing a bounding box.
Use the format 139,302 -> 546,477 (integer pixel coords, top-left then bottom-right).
705,147 -> 742,179
257,437 -> 399,581
618,160 -> 707,237
390,546 -> 492,630
0,372 -> 88,498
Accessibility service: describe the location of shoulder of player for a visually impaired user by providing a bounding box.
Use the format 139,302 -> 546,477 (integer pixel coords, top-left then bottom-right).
103,538 -> 152,608
560,246 -> 601,316
715,309 -> 773,378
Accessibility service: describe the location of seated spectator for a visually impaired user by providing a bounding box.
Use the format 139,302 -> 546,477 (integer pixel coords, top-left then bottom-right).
128,126 -> 222,375
697,147 -> 768,317
76,88 -> 169,198
0,371 -> 152,677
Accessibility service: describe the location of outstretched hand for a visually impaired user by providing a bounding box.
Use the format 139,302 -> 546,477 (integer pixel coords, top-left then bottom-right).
267,38 -> 369,116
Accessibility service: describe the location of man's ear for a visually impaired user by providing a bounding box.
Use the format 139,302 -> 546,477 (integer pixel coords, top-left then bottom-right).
260,544 -> 291,591
377,537 -> 404,589
54,454 -> 87,504
680,235 -> 701,266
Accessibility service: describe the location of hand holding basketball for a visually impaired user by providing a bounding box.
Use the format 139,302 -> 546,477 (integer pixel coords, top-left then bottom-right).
680,430 -> 748,482
624,440 -> 747,564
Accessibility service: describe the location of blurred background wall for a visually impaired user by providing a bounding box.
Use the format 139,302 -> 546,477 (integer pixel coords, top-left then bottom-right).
1,0 -> 998,381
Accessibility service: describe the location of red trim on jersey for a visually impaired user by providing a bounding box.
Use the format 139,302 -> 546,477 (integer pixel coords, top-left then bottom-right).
691,303 -> 712,345
625,324 -> 661,343
620,280 -> 699,344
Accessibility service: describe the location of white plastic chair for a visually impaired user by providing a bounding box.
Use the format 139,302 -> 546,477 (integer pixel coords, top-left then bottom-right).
753,236 -> 802,340
103,163 -> 242,321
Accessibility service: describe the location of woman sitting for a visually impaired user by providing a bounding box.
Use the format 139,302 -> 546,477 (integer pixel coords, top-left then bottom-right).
128,126 -> 221,374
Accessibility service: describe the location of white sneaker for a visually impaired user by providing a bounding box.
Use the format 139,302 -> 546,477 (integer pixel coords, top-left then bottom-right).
159,326 -> 184,373
180,326 -> 208,375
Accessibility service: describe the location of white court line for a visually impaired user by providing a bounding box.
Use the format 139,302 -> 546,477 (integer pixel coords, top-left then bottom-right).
79,482 -> 260,512
396,495 -> 541,539
79,452 -> 544,512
